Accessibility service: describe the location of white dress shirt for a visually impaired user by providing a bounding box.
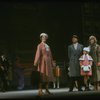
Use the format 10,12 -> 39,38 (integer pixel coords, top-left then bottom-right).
73,43 -> 78,50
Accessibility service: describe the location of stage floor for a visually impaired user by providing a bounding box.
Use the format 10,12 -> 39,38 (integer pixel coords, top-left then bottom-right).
0,87 -> 100,99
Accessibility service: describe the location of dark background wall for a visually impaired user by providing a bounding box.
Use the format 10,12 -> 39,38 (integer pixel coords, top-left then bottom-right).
0,1 -> 83,63
0,1 -> 100,62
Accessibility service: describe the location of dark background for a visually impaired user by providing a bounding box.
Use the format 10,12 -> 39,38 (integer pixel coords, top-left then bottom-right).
0,1 -> 100,63
0,1 -> 100,89
0,1 -> 83,62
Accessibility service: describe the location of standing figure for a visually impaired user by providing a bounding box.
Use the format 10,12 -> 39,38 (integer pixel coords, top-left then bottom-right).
53,60 -> 61,89
89,35 -> 100,90
14,56 -> 25,90
0,53 -> 10,92
34,33 -> 55,96
79,47 -> 93,91
52,60 -> 56,89
68,35 -> 83,92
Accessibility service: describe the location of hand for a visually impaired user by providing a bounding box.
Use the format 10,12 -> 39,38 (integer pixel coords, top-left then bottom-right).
88,65 -> 91,69
34,63 -> 37,67
81,65 -> 84,70
97,62 -> 100,67
33,64 -> 37,71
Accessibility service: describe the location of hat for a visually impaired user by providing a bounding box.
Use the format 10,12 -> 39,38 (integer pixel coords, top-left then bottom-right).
72,35 -> 78,39
40,33 -> 48,38
89,35 -> 97,43
83,47 -> 90,52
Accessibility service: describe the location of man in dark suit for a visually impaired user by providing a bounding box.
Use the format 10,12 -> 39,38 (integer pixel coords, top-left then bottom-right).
68,35 -> 84,92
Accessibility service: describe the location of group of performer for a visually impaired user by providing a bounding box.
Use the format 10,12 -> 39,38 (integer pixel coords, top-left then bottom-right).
0,53 -> 25,92
0,32 -> 100,96
68,35 -> 100,92
34,33 -> 100,96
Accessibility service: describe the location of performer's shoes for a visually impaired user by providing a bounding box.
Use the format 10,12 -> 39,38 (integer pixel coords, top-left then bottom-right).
17,86 -> 24,90
45,89 -> 53,95
85,87 -> 91,91
78,89 -> 83,91
38,90 -> 44,96
68,88 -> 73,92
69,89 -> 73,92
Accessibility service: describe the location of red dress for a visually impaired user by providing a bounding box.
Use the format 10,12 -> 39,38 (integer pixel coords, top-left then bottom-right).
79,54 -> 93,76
34,42 -> 55,82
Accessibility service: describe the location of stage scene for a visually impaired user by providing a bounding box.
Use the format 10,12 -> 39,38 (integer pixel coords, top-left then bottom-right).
0,1 -> 100,99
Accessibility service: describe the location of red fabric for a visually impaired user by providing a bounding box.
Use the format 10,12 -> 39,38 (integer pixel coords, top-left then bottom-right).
80,55 -> 92,76
34,42 -> 55,82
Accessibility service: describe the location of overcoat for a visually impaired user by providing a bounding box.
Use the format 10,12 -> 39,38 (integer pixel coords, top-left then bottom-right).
34,42 -> 55,82
68,43 -> 83,77
89,44 -> 100,82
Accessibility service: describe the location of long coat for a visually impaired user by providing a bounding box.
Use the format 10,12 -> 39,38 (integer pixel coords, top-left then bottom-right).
89,44 -> 100,82
34,42 -> 55,82
68,43 -> 83,77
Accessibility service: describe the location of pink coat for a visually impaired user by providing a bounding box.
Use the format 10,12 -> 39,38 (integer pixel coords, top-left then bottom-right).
79,54 -> 93,76
34,42 -> 55,82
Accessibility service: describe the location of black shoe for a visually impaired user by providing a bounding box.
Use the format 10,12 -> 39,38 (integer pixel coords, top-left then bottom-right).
45,89 -> 53,95
69,89 -> 73,92
78,89 -> 83,91
85,87 -> 91,91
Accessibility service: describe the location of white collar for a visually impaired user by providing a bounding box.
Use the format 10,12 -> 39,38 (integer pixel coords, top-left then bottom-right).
45,43 -> 49,51
73,42 -> 78,45
79,54 -> 93,61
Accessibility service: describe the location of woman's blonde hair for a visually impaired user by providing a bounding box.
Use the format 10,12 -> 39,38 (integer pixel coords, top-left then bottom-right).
89,35 -> 97,43
40,33 -> 48,39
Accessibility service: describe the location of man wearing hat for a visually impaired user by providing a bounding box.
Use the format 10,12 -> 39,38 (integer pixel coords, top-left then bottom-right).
68,35 -> 84,92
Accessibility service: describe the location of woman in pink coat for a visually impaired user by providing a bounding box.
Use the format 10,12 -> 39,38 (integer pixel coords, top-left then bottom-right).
34,33 -> 54,96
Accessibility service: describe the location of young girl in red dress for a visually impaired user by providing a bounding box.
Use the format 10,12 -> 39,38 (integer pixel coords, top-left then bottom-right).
79,47 -> 93,91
